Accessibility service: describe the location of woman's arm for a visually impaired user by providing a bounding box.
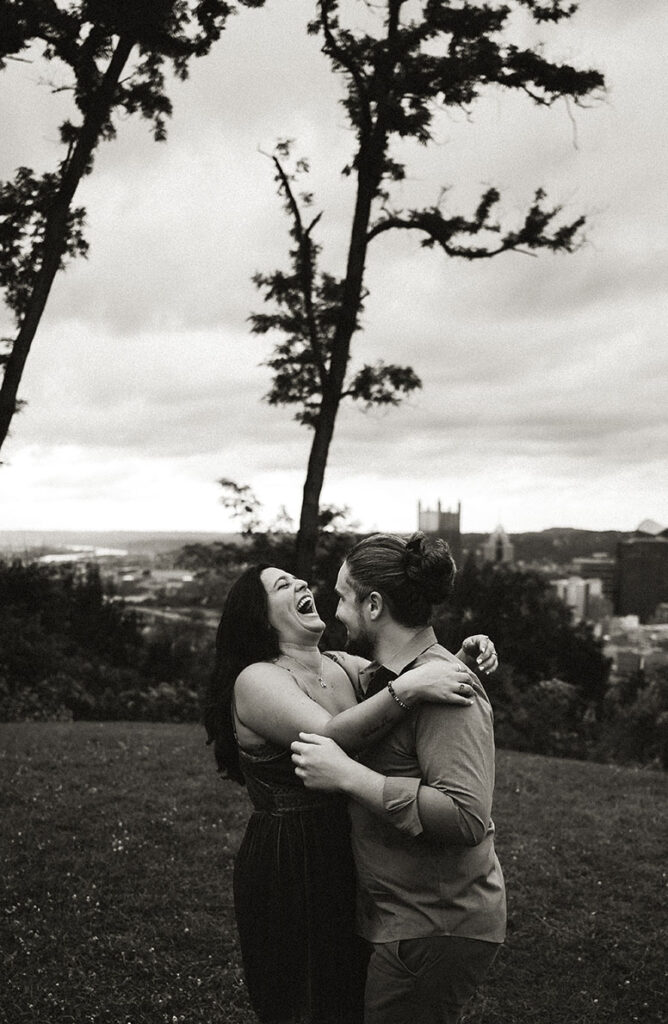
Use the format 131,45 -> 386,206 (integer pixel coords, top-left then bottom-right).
233,658 -> 475,756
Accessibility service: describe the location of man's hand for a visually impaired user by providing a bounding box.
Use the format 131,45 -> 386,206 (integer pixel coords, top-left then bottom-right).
461,635 -> 498,674
291,733 -> 354,792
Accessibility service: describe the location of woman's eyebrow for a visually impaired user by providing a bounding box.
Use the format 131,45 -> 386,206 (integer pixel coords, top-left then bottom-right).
273,574 -> 292,589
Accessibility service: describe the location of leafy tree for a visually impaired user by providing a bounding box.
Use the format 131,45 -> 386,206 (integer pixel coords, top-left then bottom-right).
251,0 -> 604,577
436,557 -> 611,700
600,667 -> 668,769
0,557 -> 144,667
0,558 -> 208,722
0,0 -> 264,453
218,477 -> 265,535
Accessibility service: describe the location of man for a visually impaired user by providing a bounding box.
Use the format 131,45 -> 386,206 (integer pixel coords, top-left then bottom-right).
292,532 -> 506,1024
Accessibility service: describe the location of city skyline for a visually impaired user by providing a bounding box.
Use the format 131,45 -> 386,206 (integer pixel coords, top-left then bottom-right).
1,2 -> 666,535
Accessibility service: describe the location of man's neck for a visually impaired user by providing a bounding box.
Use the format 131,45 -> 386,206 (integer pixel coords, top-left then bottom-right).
373,622 -> 427,669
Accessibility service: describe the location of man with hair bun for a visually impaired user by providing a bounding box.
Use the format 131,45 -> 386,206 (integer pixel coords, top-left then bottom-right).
292,532 -> 506,1024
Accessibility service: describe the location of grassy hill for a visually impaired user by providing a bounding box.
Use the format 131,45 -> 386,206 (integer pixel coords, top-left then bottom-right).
1,723 -> 664,1023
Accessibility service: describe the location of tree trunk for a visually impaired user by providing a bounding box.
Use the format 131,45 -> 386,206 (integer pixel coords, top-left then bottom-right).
294,390 -> 340,579
294,128 -> 387,578
0,35 -> 135,454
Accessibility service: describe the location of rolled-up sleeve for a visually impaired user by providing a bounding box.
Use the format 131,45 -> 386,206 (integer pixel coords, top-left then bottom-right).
383,775 -> 487,845
414,697 -> 495,846
382,776 -> 423,836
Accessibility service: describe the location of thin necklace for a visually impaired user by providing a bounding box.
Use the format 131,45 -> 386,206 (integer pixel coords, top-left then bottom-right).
283,651 -> 327,688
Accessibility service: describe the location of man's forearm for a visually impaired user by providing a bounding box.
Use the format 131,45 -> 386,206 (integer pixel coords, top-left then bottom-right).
338,765 -> 482,845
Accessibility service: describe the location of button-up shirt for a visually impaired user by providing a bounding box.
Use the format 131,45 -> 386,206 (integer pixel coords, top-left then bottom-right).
337,627 -> 506,945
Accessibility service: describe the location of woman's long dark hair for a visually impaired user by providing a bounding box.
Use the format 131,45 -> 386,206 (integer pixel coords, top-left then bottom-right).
203,564 -> 281,783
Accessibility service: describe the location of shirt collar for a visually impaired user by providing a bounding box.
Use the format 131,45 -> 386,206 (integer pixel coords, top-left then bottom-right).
359,626 -> 438,683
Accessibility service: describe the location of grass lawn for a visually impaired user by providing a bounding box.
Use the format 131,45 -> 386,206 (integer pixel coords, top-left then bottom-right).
1,723 -> 666,1024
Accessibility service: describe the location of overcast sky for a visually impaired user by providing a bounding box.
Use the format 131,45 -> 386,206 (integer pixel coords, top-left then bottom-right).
1,0 -> 666,536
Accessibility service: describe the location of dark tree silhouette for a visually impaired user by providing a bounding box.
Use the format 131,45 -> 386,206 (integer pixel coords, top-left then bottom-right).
0,0 -> 264,454
437,556 -> 610,701
252,0 -> 604,578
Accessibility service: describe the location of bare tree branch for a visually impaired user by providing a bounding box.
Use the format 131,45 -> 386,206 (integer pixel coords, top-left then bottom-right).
267,150 -> 329,391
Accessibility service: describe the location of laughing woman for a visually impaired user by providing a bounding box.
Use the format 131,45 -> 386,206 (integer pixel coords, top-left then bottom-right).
204,563 -> 496,1024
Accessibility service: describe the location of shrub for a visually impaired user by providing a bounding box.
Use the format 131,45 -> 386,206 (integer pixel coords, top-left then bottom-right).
0,674 -> 74,722
507,678 -> 588,759
597,667 -> 668,768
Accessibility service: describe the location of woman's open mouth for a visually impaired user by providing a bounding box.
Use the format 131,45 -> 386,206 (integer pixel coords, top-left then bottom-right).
296,594 -> 316,615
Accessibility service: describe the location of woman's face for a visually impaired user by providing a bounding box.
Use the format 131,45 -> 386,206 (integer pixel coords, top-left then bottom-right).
260,567 -> 325,645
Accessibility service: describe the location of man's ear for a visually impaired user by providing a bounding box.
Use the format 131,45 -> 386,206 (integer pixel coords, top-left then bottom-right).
367,591 -> 384,620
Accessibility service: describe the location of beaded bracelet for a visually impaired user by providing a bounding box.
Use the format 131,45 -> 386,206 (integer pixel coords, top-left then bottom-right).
387,680 -> 411,711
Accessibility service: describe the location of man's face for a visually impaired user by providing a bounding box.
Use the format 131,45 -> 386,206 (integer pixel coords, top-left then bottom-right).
335,563 -> 375,658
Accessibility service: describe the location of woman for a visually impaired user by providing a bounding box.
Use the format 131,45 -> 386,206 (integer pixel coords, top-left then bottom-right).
204,563 -> 496,1024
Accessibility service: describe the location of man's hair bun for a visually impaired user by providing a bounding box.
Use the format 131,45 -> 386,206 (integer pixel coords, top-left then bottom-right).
344,530 -> 457,628
403,532 -> 456,604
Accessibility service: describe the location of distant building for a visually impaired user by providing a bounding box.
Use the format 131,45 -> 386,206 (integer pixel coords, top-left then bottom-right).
613,649 -> 644,676
607,614 -> 640,633
603,619 -> 668,677
570,553 -> 616,601
614,520 -> 668,624
418,500 -> 461,567
635,518 -> 668,537
552,576 -> 604,622
482,525 -> 514,565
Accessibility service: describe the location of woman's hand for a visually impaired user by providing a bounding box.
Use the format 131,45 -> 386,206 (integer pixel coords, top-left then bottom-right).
460,635 -> 498,674
291,733 -> 354,792
393,660 -> 474,707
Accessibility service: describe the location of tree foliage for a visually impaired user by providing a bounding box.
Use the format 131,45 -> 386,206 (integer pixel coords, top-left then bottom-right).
0,0 -> 264,451
433,557 -> 619,760
252,0 -> 604,576
0,557 -> 208,722
250,143 -> 422,428
437,557 -> 611,699
600,667 -> 668,769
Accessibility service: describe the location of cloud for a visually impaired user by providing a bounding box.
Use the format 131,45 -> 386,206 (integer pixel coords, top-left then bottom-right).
1,1 -> 667,534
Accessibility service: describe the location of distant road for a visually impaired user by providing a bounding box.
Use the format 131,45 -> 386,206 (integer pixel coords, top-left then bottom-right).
130,605 -> 219,629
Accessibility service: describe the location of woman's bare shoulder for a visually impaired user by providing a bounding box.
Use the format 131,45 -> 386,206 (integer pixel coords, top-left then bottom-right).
234,661 -> 288,690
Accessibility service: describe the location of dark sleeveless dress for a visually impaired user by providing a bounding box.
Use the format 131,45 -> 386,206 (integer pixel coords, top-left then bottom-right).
234,739 -> 368,1024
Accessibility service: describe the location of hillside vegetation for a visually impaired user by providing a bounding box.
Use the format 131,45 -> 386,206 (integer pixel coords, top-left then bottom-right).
1,723 -> 665,1024
2,554 -> 666,768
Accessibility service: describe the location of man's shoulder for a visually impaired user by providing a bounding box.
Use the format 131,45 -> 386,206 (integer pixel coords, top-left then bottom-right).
414,643 -> 460,666
412,645 -> 493,719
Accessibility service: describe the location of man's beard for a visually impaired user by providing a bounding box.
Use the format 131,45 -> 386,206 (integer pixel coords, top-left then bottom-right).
345,623 -> 375,660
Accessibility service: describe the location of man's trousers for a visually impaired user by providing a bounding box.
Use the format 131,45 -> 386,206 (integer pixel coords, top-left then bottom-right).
364,934 -> 500,1024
